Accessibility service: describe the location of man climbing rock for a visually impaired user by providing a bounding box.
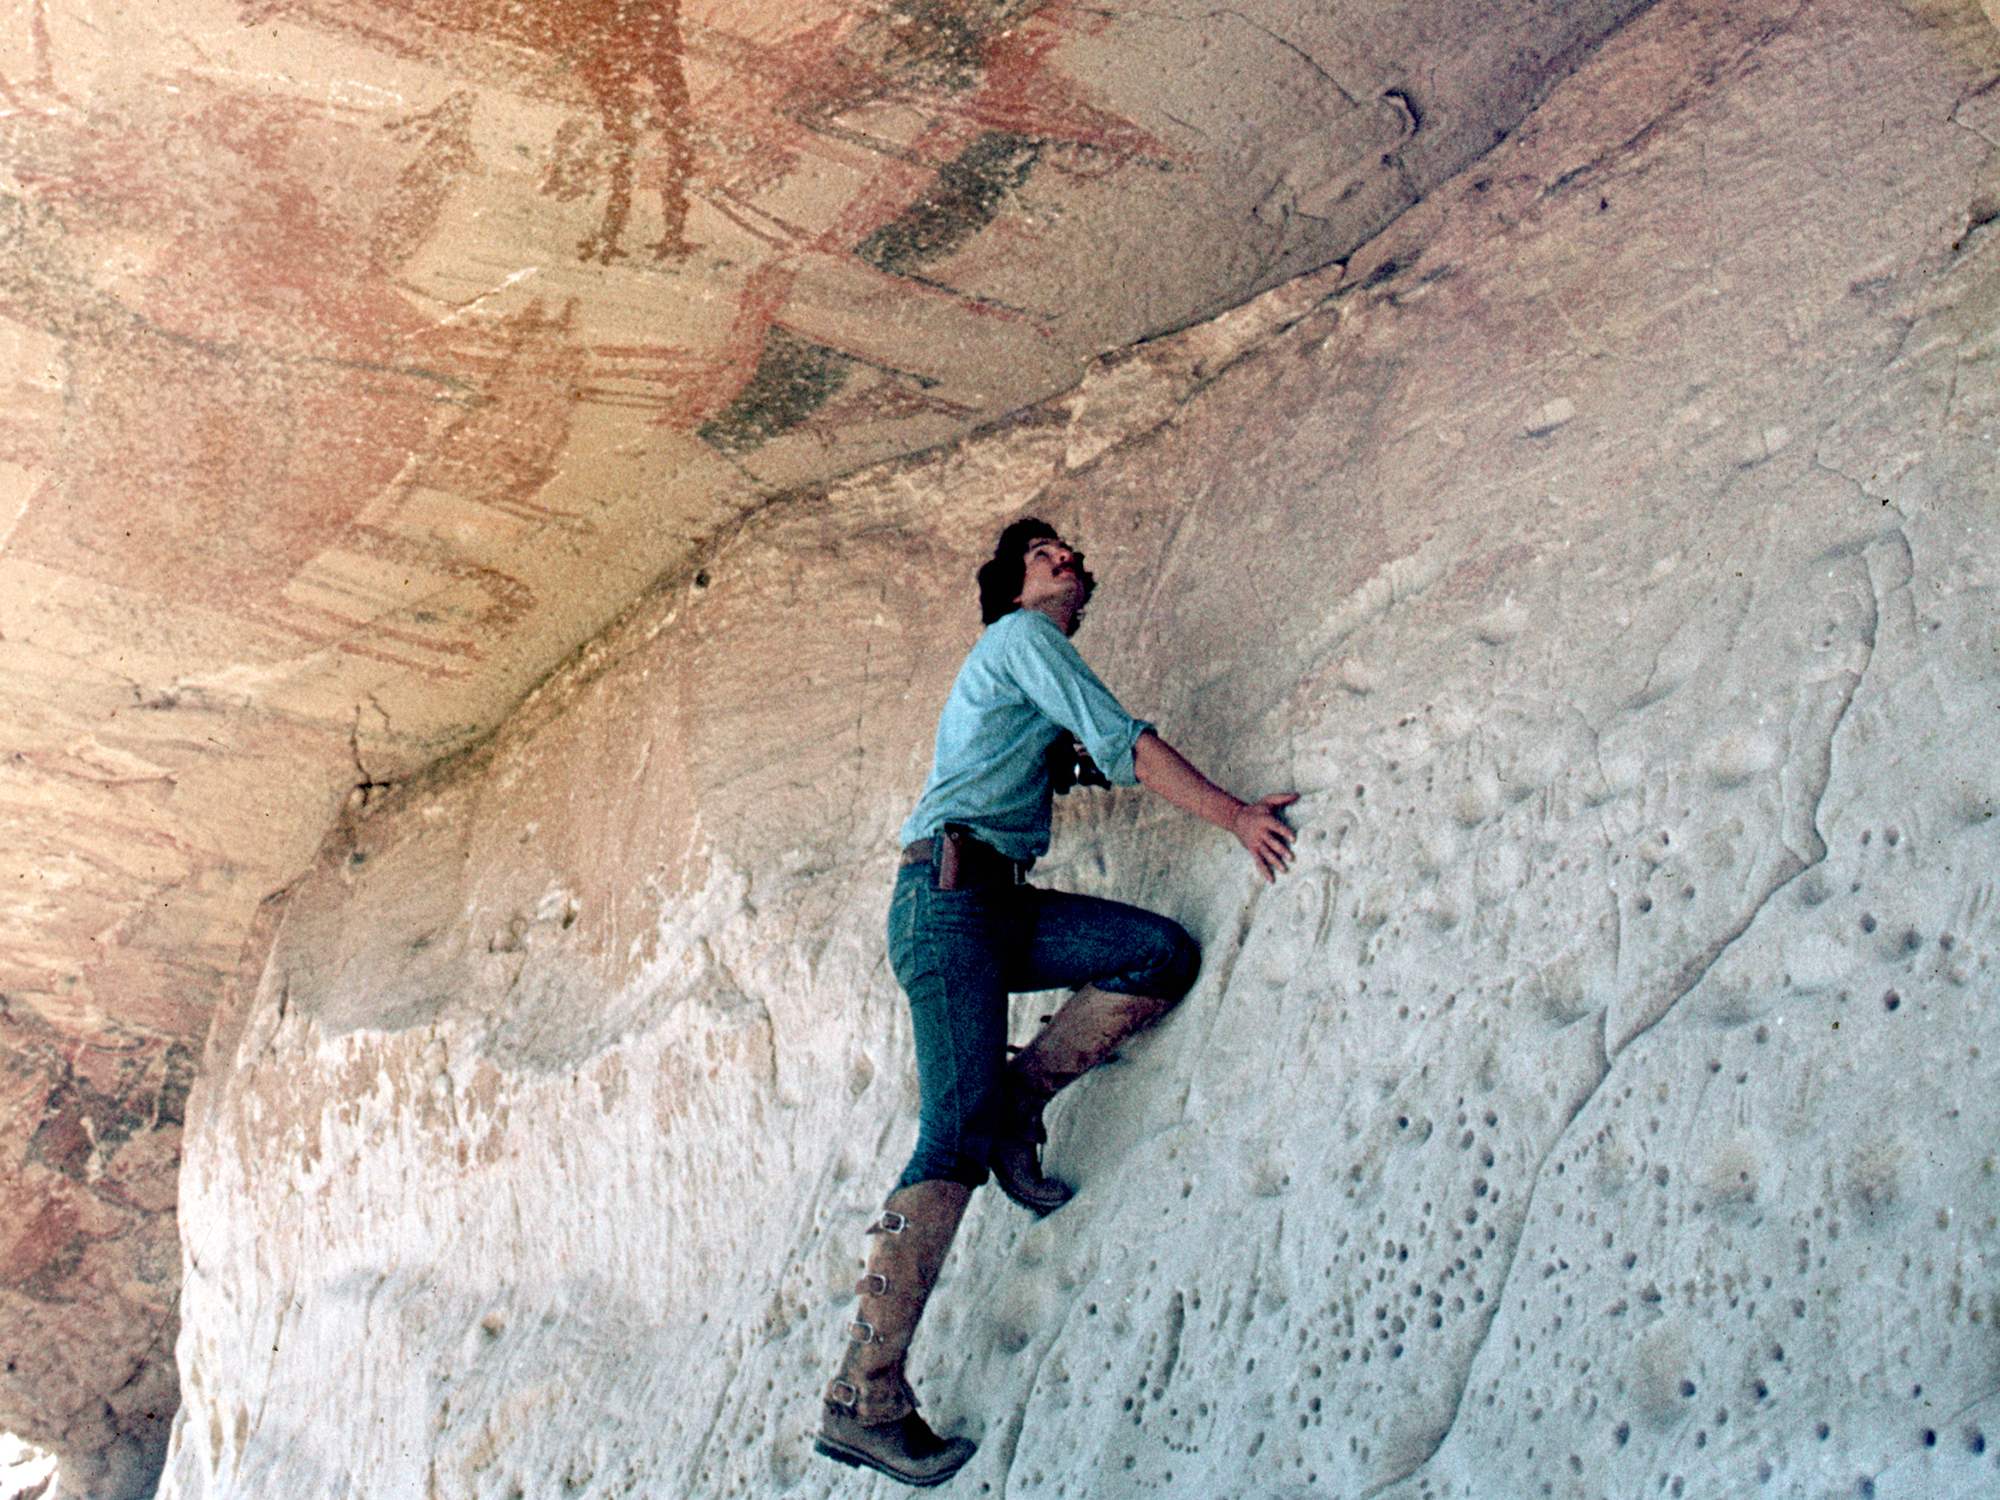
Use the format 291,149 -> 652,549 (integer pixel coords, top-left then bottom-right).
815,518 -> 1298,1486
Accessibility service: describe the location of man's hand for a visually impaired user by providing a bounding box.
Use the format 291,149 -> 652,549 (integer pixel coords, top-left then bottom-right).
1132,732 -> 1300,881
1232,793 -> 1298,882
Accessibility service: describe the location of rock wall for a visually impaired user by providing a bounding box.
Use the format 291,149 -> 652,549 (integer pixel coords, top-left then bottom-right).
1,1 -> 1654,1477
164,0 -> 2000,1496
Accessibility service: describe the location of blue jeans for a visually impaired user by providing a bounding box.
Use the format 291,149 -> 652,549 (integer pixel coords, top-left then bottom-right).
887,854 -> 1200,1190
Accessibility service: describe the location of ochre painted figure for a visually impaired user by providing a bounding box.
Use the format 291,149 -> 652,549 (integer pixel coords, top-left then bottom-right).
816,519 -> 1297,1486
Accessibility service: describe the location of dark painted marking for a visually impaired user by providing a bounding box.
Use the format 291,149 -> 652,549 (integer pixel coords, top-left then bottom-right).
854,129 -> 1038,276
697,326 -> 853,453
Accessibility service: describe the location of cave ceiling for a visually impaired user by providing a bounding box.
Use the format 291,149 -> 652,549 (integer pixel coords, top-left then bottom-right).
0,0 -> 1649,1034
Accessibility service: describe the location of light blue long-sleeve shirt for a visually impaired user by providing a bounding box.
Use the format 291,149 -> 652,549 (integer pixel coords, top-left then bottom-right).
900,609 -> 1152,864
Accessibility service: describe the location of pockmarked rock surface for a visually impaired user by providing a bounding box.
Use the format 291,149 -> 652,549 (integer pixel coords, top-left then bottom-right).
1,0 -> 1668,1485
0,1 -> 1657,1480
155,0 -> 2000,1496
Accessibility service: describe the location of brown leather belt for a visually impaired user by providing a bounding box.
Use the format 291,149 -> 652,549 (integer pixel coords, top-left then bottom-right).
901,826 -> 1027,889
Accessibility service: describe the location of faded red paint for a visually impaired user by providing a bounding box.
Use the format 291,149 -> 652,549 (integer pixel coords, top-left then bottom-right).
0,82 -> 567,674
400,302 -> 589,522
699,260 -> 805,422
1,0 -> 1171,639
4,86 -> 436,604
0,1194 -> 81,1287
221,1 -> 1163,438
962,7 -> 1163,167
249,0 -> 697,262
372,92 -> 481,271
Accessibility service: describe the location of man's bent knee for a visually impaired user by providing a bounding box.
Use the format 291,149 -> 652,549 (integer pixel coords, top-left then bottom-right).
1111,916 -> 1198,1008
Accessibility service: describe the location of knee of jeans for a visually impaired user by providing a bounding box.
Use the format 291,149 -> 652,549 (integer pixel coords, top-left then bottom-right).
1153,922 -> 1201,1003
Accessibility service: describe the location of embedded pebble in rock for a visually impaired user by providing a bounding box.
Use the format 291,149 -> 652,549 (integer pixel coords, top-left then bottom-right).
159,0 -> 2000,1497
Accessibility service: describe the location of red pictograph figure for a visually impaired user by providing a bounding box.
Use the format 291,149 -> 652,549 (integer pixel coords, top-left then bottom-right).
245,0 -> 697,264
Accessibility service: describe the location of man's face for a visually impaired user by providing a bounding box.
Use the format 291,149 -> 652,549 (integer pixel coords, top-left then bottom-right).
1014,536 -> 1087,619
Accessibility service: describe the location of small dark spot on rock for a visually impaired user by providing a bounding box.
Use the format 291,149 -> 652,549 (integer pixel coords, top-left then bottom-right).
1360,258 -> 1404,289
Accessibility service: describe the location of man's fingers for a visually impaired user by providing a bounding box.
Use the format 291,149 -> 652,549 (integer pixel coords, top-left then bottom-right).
1234,796 -> 1301,879
1256,826 -> 1294,876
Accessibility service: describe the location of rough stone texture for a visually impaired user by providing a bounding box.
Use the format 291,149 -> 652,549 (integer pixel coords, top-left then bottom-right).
0,2 -> 1661,1485
155,0 -> 2000,1496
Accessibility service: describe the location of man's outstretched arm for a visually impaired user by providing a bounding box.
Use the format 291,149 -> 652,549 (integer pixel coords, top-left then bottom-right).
1131,730 -> 1297,881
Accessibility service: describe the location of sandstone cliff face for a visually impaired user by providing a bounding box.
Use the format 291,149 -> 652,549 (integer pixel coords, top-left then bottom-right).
1,2 -> 1655,1484
161,0 -> 2000,1496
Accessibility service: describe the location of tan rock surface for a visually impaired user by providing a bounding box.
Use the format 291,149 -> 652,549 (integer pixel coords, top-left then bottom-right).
158,0 -> 2000,1495
1,0 -> 1660,1489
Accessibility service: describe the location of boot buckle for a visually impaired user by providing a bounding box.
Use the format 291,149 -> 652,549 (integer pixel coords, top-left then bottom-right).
847,1318 -> 882,1345
825,1379 -> 859,1409
857,1272 -> 889,1296
871,1210 -> 908,1235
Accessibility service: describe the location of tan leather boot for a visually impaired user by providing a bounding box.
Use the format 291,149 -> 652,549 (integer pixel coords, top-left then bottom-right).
990,984 -> 1174,1215
816,1180 -> 976,1486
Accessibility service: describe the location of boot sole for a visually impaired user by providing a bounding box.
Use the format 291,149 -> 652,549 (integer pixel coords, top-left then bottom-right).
814,1435 -> 973,1487
990,1167 -> 1071,1217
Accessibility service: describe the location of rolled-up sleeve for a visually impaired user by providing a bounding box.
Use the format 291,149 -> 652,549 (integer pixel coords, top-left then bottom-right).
1004,613 -> 1152,785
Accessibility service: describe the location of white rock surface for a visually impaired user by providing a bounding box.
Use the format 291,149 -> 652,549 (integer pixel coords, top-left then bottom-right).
165,0 -> 2000,1496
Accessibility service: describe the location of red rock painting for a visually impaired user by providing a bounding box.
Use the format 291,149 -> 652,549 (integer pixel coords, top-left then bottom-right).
3,88 -> 428,505
0,0 -> 1175,653
0,80 -> 558,669
248,0 -> 697,262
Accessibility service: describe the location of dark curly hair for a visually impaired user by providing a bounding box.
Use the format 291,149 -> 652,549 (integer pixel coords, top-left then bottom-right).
975,518 -> 1096,630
